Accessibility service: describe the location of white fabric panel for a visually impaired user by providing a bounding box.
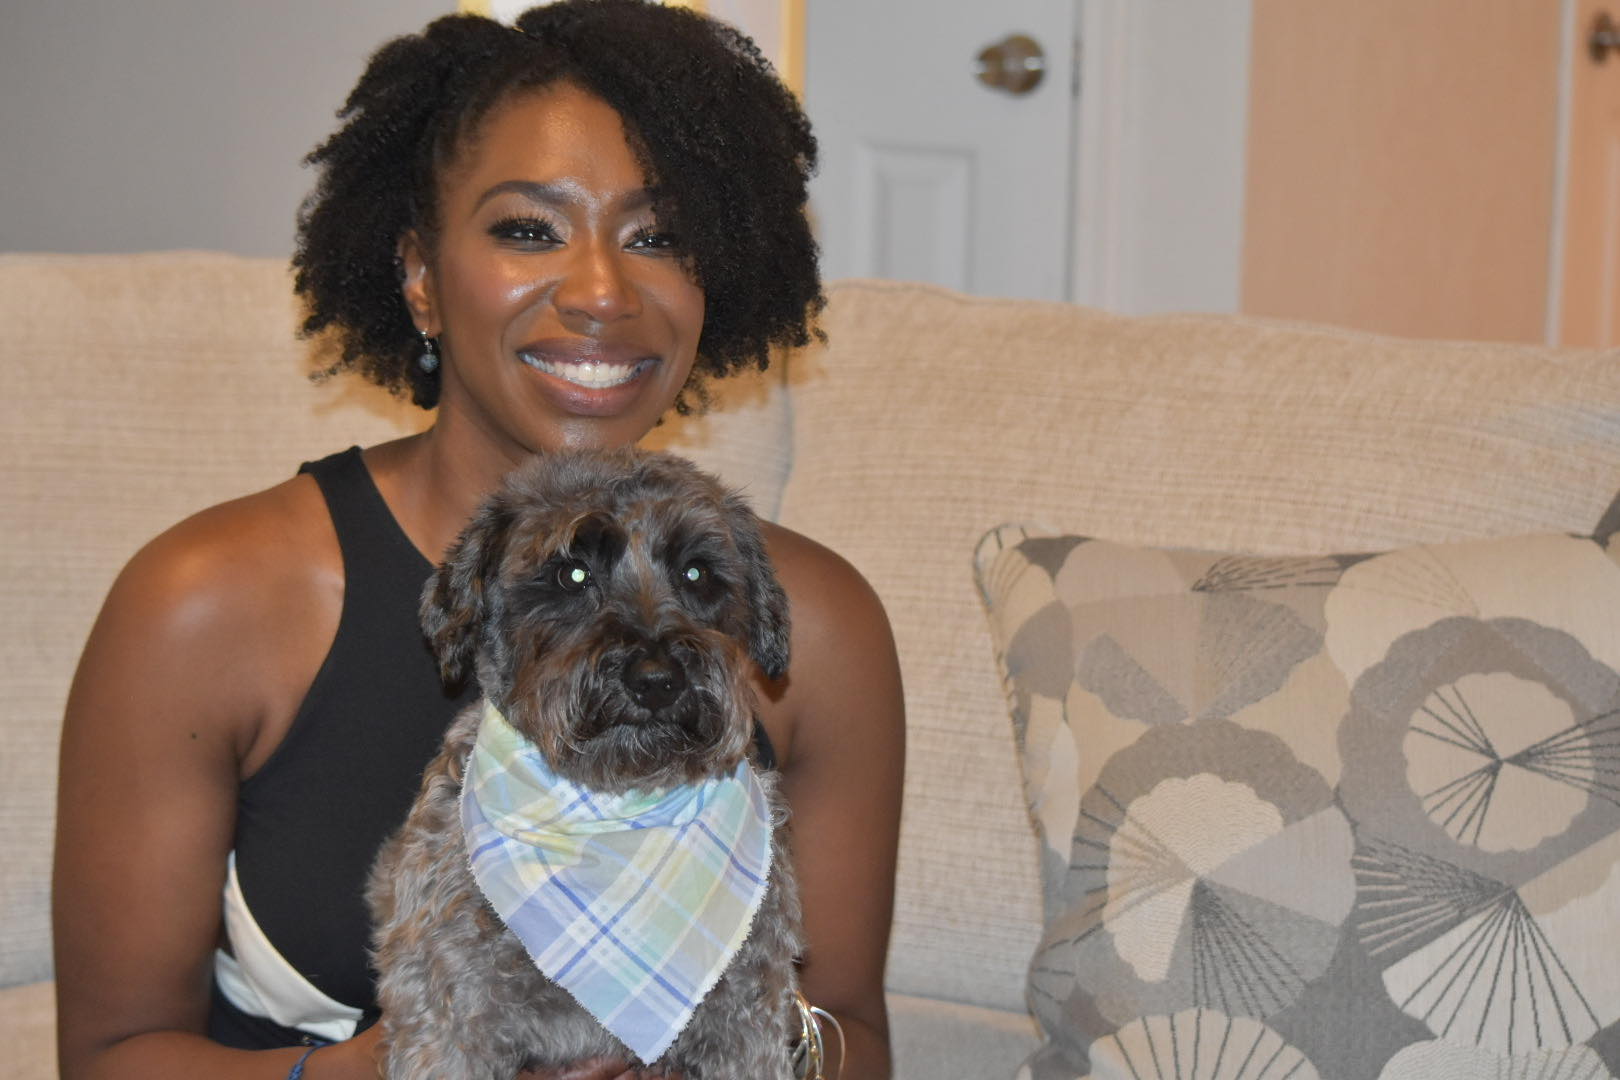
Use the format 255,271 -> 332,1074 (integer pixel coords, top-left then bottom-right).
216,853 -> 363,1043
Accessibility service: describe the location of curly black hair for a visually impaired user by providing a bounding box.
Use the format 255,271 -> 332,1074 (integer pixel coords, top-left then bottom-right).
292,0 -> 821,410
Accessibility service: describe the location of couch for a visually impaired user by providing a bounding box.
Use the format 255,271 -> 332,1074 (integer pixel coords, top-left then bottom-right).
5,251 -> 1620,1080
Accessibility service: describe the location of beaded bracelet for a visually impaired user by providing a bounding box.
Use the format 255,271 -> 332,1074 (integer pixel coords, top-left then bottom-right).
287,1043 -> 320,1080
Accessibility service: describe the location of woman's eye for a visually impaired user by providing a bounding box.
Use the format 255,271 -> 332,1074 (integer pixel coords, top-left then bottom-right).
628,228 -> 679,252
489,216 -> 561,245
555,560 -> 593,592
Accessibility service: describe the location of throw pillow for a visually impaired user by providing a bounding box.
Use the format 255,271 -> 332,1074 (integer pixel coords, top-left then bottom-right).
975,519 -> 1620,1080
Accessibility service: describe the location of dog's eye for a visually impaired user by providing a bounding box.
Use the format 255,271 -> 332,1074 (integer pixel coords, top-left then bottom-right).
680,562 -> 707,586
555,560 -> 593,592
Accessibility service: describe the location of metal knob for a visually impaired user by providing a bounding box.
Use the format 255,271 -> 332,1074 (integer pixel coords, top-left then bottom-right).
976,33 -> 1045,95
1591,11 -> 1620,63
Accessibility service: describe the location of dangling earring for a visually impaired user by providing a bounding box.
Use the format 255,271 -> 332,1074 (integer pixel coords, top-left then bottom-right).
417,330 -> 440,374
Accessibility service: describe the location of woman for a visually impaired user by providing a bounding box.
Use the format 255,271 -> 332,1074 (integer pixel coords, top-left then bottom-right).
51,3 -> 904,1078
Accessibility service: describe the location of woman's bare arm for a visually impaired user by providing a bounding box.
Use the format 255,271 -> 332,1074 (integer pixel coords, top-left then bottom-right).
50,483 -> 385,1080
760,525 -> 906,1080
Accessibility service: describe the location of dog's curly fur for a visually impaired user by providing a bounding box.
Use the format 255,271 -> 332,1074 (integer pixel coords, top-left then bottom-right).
368,449 -> 802,1079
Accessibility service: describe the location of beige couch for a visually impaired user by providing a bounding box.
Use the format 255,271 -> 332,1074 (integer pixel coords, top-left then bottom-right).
5,252 -> 1620,1080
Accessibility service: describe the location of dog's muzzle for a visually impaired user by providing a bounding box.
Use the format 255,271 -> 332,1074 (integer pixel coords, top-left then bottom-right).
620,645 -> 688,713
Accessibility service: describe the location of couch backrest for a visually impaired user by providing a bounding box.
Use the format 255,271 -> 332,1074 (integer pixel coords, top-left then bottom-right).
778,279 -> 1620,1012
0,252 -> 790,988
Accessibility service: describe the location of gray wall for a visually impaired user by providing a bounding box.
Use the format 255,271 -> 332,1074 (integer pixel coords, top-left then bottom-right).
1,0 -> 449,257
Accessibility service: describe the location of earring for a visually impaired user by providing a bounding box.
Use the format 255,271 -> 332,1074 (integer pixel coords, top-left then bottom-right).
417,331 -> 440,374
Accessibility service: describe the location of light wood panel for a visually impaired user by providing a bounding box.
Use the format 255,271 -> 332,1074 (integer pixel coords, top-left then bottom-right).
1243,0 -> 1563,343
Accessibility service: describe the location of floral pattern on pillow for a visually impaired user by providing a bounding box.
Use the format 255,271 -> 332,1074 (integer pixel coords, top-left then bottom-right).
975,527 -> 1620,1080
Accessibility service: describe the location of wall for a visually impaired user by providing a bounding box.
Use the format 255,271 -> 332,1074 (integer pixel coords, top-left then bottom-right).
1241,0 -> 1564,344
0,0 -> 447,257
0,0 -> 802,259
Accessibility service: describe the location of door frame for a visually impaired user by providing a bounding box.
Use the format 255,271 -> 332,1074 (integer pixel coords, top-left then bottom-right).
1070,0 -> 1255,316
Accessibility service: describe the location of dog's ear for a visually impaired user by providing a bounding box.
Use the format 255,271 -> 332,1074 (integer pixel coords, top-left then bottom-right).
420,498 -> 515,683
727,494 -> 792,682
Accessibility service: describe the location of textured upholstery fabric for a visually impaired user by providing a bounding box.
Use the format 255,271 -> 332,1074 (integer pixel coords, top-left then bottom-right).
0,980 -> 57,1080
775,279 -> 1620,1015
976,524 -> 1620,1078
886,991 -> 1041,1077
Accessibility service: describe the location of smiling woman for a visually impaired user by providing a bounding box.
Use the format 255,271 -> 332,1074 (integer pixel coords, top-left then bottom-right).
51,4 -> 902,1080
396,85 -> 708,455
293,4 -> 821,417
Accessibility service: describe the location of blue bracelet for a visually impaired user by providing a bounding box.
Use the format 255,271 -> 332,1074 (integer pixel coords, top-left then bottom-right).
288,1043 -> 320,1080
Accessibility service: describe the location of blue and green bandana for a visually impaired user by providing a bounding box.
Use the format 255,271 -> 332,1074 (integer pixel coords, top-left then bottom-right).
460,700 -> 775,1063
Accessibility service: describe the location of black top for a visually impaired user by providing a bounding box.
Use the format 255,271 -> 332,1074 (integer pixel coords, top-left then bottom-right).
212,446 -> 474,1046
209,446 -> 775,1048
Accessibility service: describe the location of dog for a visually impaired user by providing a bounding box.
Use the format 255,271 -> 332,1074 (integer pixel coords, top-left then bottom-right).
368,448 -> 803,1080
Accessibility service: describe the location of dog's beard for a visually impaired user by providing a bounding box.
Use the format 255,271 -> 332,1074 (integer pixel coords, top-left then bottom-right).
503,632 -> 757,795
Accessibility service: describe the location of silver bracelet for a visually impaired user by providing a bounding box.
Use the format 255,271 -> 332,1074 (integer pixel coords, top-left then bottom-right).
790,991 -> 846,1080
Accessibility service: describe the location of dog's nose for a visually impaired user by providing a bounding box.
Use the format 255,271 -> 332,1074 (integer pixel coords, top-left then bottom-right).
622,650 -> 688,712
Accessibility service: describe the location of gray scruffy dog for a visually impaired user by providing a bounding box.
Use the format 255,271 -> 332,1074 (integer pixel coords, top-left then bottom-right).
368,448 -> 802,1079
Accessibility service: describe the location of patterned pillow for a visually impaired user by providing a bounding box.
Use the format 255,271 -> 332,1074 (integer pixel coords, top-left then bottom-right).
974,520 -> 1620,1080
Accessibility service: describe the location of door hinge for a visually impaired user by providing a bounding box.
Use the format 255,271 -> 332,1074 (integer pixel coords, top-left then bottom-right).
1071,31 -> 1082,98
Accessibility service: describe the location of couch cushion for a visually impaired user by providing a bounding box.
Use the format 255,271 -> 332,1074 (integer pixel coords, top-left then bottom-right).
774,278 -> 1620,1014
974,514 -> 1620,1078
0,251 -> 791,989
886,991 -> 1040,1080
0,980 -> 57,1080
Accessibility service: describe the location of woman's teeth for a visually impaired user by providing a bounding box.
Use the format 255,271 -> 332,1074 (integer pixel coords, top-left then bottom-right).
520,353 -> 647,389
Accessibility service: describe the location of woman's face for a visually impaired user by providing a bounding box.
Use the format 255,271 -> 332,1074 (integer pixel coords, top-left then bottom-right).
401,82 -> 705,456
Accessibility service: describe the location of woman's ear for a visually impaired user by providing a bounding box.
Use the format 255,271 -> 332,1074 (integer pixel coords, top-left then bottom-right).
398,231 -> 437,335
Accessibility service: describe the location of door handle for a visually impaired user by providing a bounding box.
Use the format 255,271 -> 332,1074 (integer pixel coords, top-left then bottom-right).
1590,10 -> 1620,62
976,33 -> 1045,95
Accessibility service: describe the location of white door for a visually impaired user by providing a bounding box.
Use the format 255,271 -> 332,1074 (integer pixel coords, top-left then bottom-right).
804,1 -> 1080,301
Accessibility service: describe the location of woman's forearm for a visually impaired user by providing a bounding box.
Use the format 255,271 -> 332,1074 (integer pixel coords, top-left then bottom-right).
821,1011 -> 892,1080
68,1027 -> 378,1080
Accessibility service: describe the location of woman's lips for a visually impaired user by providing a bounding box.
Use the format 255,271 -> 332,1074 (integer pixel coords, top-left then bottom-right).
519,351 -> 652,389
514,339 -> 661,415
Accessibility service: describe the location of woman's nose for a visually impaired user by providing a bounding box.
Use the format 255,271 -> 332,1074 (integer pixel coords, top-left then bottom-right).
553,241 -> 641,325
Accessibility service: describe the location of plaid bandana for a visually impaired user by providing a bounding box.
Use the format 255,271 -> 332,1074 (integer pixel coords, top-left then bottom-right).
460,700 -> 775,1063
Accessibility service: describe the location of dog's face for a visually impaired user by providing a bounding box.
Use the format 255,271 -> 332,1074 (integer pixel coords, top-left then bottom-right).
421,449 -> 790,793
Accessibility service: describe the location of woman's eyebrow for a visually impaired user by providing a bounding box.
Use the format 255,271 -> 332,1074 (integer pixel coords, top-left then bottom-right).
473,179 -> 654,213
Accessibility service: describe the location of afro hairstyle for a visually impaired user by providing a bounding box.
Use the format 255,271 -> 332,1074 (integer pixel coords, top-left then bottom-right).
292,0 -> 821,410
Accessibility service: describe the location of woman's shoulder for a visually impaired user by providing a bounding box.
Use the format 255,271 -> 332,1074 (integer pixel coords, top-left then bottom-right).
757,521 -> 889,634
112,473 -> 339,627
755,522 -> 903,744
67,470 -> 346,771
82,474 -> 342,721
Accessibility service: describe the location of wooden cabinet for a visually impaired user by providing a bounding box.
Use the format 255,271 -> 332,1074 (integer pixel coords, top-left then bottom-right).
1241,0 -> 1574,345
